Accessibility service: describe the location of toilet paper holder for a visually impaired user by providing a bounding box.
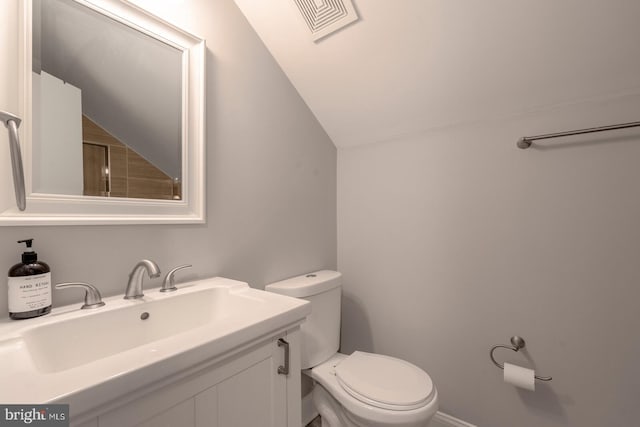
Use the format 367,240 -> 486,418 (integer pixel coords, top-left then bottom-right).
490,336 -> 552,381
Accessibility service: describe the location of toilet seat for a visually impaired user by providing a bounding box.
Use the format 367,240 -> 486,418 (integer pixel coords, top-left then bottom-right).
309,353 -> 438,427
335,351 -> 435,411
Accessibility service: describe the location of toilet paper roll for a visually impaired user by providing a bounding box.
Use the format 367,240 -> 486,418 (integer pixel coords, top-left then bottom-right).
503,362 -> 535,391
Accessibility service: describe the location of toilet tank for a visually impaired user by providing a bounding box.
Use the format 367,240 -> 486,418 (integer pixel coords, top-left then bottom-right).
266,270 -> 341,369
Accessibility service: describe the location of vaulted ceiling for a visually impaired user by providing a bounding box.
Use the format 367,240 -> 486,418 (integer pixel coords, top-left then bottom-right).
234,0 -> 640,148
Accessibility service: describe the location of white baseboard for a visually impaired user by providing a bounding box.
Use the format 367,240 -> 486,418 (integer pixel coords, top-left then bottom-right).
430,411 -> 476,427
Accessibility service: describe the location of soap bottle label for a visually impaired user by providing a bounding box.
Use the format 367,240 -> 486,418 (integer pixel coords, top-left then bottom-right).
8,273 -> 52,313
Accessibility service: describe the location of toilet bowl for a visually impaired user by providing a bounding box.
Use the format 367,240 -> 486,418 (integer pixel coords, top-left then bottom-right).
309,353 -> 438,427
266,271 -> 438,427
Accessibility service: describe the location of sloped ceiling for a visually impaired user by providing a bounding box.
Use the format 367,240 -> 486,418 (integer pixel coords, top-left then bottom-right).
234,0 -> 640,148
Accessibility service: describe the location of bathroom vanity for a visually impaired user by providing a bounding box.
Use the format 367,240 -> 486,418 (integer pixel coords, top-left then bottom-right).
79,332 -> 300,427
0,277 -> 310,427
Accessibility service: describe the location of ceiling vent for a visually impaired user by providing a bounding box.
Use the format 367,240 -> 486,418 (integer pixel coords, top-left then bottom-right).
294,0 -> 358,41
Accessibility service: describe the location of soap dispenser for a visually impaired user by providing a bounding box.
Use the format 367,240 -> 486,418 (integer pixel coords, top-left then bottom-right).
7,239 -> 51,319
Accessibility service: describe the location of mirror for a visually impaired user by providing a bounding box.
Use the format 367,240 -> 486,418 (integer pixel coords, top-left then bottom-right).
33,0 -> 183,200
0,0 -> 205,224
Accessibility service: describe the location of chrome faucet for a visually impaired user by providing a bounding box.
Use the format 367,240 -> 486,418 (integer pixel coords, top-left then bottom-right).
124,259 -> 161,299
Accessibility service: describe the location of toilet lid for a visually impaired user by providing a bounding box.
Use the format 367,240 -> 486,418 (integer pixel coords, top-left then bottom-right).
334,352 -> 434,411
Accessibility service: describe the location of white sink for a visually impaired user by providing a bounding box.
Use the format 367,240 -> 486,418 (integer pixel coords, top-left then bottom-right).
23,286 -> 235,373
0,276 -> 310,414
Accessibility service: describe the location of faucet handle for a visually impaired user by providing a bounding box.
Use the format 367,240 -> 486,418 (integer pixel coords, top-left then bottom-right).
161,264 -> 192,292
56,282 -> 106,309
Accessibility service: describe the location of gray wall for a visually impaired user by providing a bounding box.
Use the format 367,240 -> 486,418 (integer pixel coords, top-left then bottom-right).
0,0 -> 337,318
338,92 -> 640,427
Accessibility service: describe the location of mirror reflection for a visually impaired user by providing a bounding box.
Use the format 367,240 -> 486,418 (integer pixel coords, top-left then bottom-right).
32,0 -> 183,200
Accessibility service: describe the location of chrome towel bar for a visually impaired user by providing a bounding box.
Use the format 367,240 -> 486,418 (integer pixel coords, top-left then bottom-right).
517,120 -> 640,149
0,110 -> 26,211
490,336 -> 552,381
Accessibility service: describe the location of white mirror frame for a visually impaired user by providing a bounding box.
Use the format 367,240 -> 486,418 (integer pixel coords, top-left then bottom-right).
0,0 -> 205,225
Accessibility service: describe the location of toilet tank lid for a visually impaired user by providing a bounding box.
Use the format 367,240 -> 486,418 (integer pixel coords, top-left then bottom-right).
266,270 -> 341,297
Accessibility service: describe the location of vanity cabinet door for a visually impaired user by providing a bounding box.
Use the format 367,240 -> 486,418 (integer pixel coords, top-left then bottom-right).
99,394 -> 198,427
97,333 -> 295,427
136,399 -> 195,427
195,338 -> 287,427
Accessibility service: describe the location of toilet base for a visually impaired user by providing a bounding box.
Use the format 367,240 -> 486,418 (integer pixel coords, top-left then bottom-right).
313,383 -> 355,427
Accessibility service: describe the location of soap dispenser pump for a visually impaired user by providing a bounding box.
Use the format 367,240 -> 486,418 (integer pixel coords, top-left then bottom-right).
7,238 -> 51,319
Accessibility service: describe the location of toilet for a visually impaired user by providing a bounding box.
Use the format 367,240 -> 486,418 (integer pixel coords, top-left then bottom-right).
266,270 -> 438,427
